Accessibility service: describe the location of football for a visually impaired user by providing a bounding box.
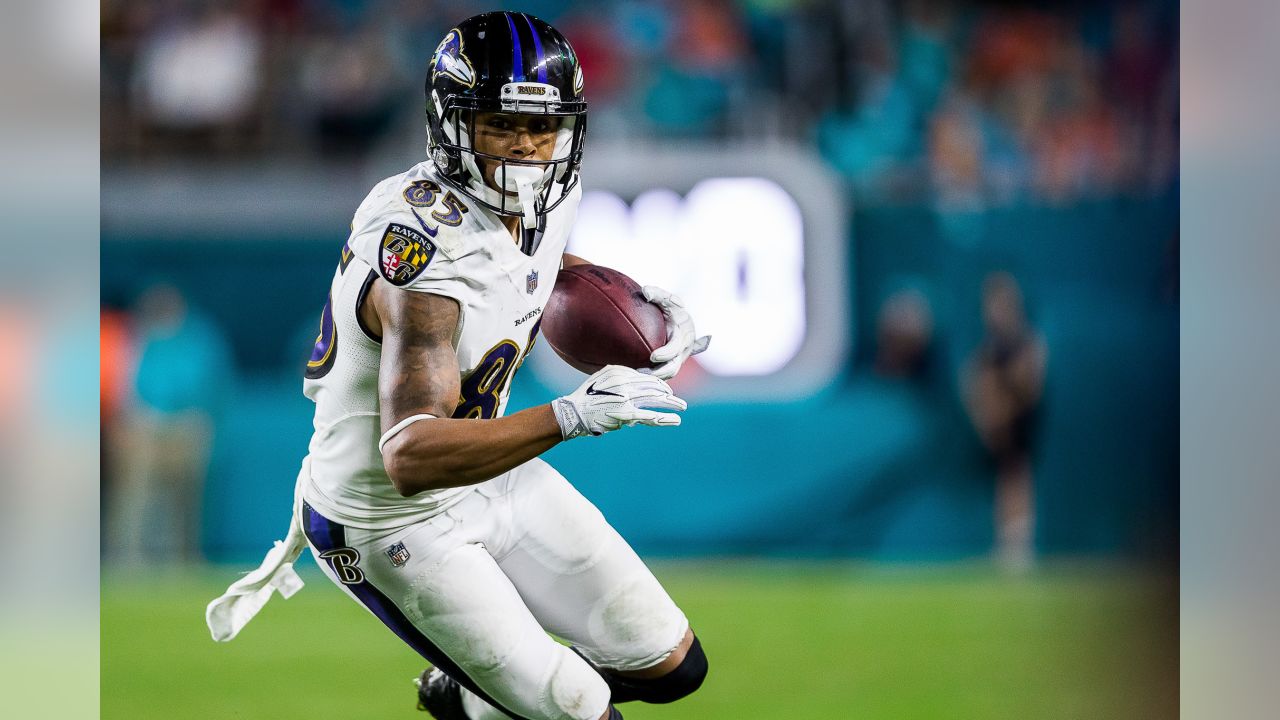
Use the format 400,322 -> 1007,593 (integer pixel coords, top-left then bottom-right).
541,264 -> 668,373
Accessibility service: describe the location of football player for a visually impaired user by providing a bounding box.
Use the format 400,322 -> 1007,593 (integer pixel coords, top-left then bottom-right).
207,12 -> 710,720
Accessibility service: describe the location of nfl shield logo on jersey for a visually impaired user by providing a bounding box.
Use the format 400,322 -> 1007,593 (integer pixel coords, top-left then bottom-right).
526,270 -> 539,294
385,542 -> 411,568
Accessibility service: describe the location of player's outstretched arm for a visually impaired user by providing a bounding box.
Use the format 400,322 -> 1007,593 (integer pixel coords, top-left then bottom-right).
373,283 -> 685,496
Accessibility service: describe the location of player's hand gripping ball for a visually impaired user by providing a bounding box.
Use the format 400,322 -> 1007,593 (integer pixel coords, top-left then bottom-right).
640,285 -> 711,380
542,265 -> 711,378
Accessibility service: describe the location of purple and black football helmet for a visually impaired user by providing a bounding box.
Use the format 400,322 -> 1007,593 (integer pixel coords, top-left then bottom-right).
425,12 -> 588,224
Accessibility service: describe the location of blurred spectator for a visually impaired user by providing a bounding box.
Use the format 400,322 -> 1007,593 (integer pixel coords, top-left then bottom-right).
130,3 -> 264,154
556,15 -> 624,102
106,284 -> 232,566
820,287 -> 942,553
874,287 -> 934,380
1025,33 -> 1128,203
642,64 -> 732,137
813,0 -> 921,201
816,47 -> 920,200
899,0 -> 952,115
100,307 -> 136,548
298,22 -> 404,157
962,272 -> 1047,570
100,308 -> 135,426
641,0 -> 746,136
928,89 -> 991,212
1105,2 -> 1166,122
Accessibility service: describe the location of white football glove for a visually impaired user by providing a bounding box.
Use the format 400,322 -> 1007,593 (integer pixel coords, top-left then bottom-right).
642,286 -> 711,381
552,365 -> 687,439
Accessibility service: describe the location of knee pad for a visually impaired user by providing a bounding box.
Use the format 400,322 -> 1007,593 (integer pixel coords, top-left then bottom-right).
593,635 -> 708,705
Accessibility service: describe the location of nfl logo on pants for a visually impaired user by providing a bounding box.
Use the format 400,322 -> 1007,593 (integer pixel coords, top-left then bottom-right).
386,542 -> 411,567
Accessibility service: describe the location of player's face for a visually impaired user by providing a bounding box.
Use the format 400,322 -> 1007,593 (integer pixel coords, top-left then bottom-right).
470,112 -> 563,192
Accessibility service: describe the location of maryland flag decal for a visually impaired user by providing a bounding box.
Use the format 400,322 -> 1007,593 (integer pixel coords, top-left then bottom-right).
379,223 -> 436,286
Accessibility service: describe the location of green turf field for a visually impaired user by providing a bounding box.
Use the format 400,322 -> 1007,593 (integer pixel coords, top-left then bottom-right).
102,561 -> 1175,719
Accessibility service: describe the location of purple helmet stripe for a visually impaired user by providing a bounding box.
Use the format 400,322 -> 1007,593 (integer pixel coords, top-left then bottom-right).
505,12 -> 525,82
522,13 -> 547,83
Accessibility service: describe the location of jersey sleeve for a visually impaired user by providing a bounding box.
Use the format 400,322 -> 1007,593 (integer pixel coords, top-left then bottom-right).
346,179 -> 478,305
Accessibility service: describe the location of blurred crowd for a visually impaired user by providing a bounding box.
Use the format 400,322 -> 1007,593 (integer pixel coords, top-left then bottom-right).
101,0 -> 1177,205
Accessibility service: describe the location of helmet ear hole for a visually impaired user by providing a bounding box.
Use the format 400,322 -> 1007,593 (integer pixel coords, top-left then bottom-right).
431,146 -> 455,174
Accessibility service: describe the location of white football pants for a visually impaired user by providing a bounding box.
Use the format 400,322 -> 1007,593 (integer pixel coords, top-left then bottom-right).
302,458 -> 688,720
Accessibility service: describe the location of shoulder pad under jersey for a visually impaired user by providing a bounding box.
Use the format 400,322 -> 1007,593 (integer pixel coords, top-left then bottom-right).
347,168 -> 485,290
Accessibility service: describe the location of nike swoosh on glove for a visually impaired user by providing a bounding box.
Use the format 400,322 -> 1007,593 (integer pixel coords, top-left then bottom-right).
552,365 -> 688,439
642,286 -> 711,381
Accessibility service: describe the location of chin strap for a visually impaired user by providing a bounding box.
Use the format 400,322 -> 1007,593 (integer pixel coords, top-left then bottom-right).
500,164 -> 546,228
517,179 -> 539,227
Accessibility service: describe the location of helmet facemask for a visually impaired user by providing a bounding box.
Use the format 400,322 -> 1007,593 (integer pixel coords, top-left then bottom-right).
428,85 -> 586,229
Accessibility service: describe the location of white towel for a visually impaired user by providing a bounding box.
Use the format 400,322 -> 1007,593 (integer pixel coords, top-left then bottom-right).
205,474 -> 309,642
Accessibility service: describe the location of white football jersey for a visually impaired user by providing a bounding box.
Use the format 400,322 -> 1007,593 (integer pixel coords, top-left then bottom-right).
299,161 -> 579,529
